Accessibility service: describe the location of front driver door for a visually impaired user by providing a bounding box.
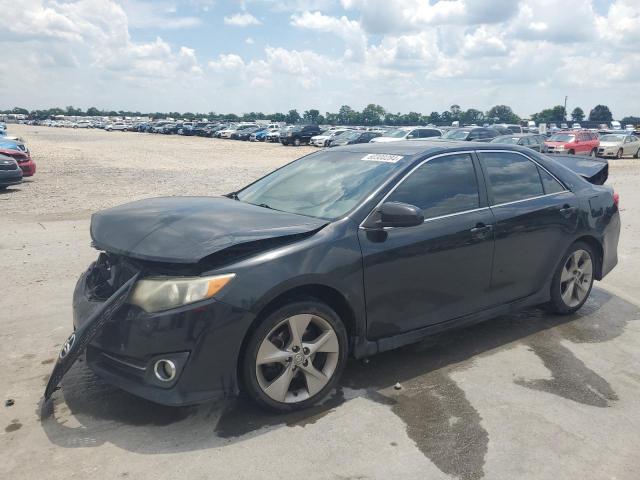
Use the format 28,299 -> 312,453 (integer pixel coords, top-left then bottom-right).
358,152 -> 495,340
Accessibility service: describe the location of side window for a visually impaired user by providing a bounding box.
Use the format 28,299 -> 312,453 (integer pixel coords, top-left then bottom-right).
387,153 -> 480,220
520,137 -> 531,146
538,167 -> 565,194
478,152 -> 544,205
419,129 -> 440,138
407,129 -> 419,138
468,130 -> 482,140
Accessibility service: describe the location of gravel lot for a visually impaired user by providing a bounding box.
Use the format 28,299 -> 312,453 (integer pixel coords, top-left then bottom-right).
2,125 -> 640,480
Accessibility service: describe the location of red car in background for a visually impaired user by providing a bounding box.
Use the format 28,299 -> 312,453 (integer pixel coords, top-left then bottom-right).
544,130 -> 599,156
0,139 -> 36,176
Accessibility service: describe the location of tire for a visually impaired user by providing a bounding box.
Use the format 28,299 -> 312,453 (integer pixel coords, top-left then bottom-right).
589,148 -> 596,157
241,300 -> 348,412
568,150 -> 575,155
616,149 -> 623,159
293,138 -> 301,147
548,241 -> 596,314
635,148 -> 640,159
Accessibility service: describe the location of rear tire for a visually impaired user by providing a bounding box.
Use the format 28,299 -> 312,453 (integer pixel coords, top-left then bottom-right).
568,150 -> 575,155
634,148 -> 639,159
616,149 -> 623,159
548,241 -> 596,314
241,300 -> 348,412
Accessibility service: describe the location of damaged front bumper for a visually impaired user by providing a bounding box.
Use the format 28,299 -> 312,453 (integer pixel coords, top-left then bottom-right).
48,254 -> 256,406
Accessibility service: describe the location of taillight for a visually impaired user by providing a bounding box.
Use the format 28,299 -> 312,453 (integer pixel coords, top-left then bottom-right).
613,191 -> 619,207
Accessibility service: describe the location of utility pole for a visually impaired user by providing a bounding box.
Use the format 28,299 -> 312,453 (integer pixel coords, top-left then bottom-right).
564,96 -> 568,121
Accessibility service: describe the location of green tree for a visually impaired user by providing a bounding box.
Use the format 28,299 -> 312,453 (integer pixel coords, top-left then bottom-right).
338,105 -> 356,125
12,107 -> 29,115
427,111 -> 441,124
461,109 -> 484,124
571,107 -> 585,122
486,105 -> 520,124
303,109 -> 321,124
530,105 -> 566,124
361,104 -> 386,125
620,116 -> 640,126
588,105 -> 613,122
450,104 -> 462,117
286,109 -> 301,124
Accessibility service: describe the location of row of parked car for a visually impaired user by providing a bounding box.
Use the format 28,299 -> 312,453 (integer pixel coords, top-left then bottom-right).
37,117 -> 640,159
0,123 -> 36,190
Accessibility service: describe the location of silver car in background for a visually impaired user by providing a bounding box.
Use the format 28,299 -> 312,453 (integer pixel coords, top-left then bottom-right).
597,133 -> 640,159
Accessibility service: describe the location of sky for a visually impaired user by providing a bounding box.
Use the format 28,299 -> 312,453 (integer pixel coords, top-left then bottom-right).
1,0 -> 638,118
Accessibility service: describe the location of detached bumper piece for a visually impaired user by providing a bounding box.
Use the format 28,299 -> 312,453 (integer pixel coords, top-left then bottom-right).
43,271 -> 140,401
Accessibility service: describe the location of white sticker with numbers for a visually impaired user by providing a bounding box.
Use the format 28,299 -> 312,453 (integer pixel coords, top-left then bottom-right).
360,154 -> 404,163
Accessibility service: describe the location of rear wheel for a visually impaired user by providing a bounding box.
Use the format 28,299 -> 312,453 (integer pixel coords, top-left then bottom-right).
616,148 -> 623,159
548,242 -> 595,314
242,300 -> 348,412
634,148 -> 639,159
568,150 -> 575,155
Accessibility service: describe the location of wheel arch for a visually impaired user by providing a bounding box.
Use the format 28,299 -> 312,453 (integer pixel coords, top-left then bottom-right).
236,283 -> 358,387
573,235 -> 604,280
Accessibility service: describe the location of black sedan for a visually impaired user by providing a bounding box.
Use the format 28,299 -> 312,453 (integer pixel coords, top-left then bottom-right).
443,127 -> 502,142
46,141 -> 620,412
0,154 -> 23,189
328,130 -> 381,146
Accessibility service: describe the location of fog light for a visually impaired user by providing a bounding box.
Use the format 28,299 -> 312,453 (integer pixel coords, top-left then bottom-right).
154,359 -> 177,382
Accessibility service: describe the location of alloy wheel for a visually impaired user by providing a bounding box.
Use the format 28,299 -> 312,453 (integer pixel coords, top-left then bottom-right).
255,314 -> 340,404
560,249 -> 593,308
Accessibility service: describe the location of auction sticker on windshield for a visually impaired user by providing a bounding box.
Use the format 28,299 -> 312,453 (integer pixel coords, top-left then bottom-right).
361,154 -> 404,163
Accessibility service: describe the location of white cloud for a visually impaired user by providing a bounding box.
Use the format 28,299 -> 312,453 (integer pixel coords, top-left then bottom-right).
290,10 -> 366,59
245,37 -> 255,44
223,12 -> 261,26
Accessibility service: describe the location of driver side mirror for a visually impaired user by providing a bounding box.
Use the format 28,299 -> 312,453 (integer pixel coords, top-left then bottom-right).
363,202 -> 424,229
407,134 -> 415,139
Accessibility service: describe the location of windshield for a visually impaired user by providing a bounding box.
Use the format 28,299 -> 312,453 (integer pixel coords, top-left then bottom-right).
600,134 -> 625,142
383,129 -> 410,138
236,151 -> 400,220
549,133 -> 575,142
491,136 -> 520,145
0,141 -> 19,150
443,130 -> 470,140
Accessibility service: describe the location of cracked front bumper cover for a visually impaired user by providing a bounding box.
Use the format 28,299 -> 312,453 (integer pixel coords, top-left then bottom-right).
43,271 -> 140,401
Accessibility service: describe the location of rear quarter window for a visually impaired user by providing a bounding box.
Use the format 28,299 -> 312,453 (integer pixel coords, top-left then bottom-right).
478,152 -> 545,205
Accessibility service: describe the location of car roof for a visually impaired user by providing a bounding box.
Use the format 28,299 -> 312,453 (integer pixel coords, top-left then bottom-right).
329,139 -> 496,157
494,133 -> 539,139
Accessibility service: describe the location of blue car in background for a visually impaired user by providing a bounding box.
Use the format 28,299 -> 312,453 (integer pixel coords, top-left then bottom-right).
249,128 -> 271,142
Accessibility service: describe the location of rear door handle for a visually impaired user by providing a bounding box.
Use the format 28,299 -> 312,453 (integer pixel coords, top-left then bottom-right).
470,223 -> 493,239
559,205 -> 577,218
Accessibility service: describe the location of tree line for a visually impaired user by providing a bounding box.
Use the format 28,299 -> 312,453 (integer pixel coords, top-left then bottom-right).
3,104 -> 637,127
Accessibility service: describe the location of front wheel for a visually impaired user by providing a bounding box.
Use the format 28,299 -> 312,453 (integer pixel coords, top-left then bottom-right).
635,148 -> 640,159
242,300 -> 348,412
548,242 -> 595,314
590,148 -> 596,157
616,149 -> 623,159
293,138 -> 301,146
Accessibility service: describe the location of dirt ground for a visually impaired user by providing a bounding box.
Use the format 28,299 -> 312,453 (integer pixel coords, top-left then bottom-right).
2,125 -> 640,480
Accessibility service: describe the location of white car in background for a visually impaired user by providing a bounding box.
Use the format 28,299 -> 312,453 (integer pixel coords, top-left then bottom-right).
106,122 -> 130,131
310,128 -> 352,147
597,133 -> 640,159
73,120 -> 92,128
370,126 -> 442,143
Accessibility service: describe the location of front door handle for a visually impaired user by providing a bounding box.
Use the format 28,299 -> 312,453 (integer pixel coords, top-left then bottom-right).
470,223 -> 493,239
559,205 -> 577,218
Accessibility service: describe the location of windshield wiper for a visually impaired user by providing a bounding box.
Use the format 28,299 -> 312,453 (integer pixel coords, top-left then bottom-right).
257,203 -> 272,209
227,191 -> 239,200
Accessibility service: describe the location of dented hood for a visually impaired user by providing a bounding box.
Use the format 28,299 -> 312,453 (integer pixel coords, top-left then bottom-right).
90,196 -> 327,263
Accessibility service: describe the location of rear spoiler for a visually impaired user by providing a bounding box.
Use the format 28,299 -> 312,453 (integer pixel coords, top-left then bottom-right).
545,155 -> 608,185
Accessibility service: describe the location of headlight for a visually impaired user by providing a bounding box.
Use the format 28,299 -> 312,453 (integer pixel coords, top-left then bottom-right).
556,145 -> 564,150
128,273 -> 235,313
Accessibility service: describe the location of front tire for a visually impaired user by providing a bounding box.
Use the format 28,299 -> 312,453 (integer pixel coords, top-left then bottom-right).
590,148 -> 596,157
241,300 -> 348,412
634,148 -> 639,159
548,242 -> 595,314
616,148 -> 623,159
293,138 -> 301,146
